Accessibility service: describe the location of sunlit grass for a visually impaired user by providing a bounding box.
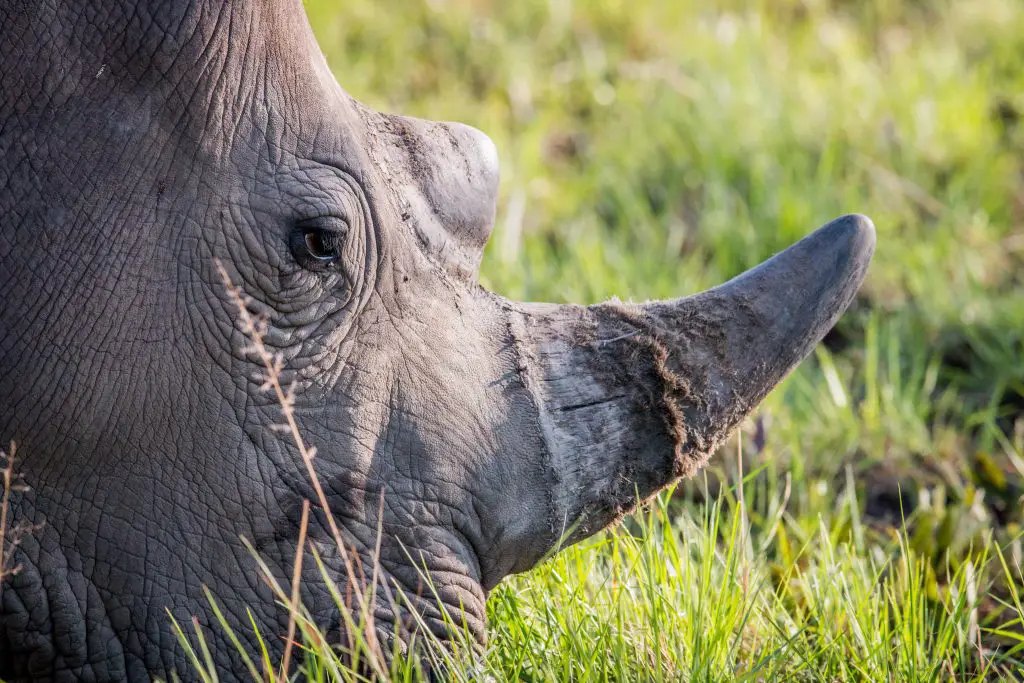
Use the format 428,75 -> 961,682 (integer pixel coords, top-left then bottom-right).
174,462 -> 1024,680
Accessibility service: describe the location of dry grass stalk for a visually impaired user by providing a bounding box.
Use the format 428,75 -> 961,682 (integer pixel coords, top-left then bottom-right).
0,441 -> 16,589
215,259 -> 391,676
279,499 -> 310,680
0,441 -> 31,594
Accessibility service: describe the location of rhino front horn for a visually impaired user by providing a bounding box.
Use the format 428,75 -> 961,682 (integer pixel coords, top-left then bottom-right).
508,213 -> 876,540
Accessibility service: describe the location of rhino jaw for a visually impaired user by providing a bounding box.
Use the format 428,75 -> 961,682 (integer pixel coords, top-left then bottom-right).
508,214 -> 875,543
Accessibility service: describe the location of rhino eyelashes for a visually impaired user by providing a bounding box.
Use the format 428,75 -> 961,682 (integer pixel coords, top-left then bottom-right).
305,230 -> 339,260
290,216 -> 350,271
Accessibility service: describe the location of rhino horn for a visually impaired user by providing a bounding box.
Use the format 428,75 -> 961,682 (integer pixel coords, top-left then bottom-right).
508,213 -> 875,540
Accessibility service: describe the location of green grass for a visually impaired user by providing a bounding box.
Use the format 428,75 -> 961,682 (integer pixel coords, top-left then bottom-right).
177,0 -> 1024,679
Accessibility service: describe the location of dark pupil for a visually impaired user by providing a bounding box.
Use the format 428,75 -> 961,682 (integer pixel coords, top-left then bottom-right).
304,230 -> 337,260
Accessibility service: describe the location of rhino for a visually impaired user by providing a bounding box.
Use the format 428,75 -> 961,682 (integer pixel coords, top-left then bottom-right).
0,0 -> 875,680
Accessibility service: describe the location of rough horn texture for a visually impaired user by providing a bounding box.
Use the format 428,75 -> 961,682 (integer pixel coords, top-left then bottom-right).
0,0 -> 875,680
509,215 -> 875,541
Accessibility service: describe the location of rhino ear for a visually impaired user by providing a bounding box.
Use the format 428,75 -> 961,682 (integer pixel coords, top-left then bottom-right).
377,114 -> 499,280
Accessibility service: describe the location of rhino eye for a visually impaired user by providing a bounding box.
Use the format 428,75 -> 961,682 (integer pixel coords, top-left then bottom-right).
304,230 -> 338,260
291,217 -> 348,271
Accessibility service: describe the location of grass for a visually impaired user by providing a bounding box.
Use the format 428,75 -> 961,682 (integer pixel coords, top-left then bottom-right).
0,443 -> 19,589
4,0 -> 1022,680
197,0 -> 1024,679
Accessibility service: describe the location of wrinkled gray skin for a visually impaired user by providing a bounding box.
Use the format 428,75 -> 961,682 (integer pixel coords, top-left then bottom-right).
0,1 -> 875,680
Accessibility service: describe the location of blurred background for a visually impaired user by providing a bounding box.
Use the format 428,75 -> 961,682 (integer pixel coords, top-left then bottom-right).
302,0 -> 1024,672
306,0 -> 1022,530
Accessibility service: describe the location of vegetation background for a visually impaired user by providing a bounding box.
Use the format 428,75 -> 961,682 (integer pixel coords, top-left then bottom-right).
186,0 -> 1024,679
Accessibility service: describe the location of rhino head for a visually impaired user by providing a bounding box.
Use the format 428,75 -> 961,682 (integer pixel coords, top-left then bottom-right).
0,0 -> 874,679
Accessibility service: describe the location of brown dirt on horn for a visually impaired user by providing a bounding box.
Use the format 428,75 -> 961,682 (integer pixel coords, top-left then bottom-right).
591,300 -> 719,481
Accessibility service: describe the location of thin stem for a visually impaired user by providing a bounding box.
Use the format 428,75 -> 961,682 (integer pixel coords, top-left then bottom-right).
0,441 -> 16,591
215,260 -> 383,664
279,499 -> 310,682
